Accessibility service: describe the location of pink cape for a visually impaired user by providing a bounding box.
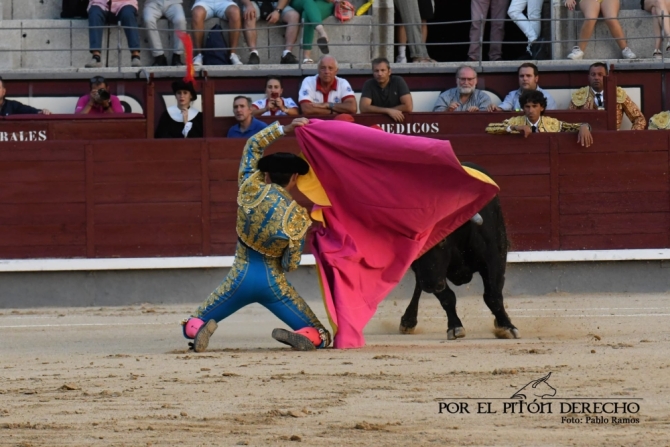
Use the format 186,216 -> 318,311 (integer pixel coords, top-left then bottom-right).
295,120 -> 499,349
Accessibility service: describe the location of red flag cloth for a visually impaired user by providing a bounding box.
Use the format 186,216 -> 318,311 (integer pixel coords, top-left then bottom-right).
295,120 -> 499,349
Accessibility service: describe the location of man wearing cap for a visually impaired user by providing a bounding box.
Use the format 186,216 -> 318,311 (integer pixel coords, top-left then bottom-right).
182,118 -> 332,352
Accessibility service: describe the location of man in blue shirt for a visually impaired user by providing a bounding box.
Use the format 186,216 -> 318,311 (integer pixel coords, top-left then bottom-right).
0,77 -> 51,116
227,96 -> 268,138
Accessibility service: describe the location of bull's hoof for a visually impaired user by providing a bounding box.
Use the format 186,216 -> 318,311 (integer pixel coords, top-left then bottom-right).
447,327 -> 465,340
399,323 -> 416,334
493,326 -> 520,339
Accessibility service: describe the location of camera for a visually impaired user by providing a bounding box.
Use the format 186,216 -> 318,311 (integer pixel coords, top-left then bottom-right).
97,89 -> 110,102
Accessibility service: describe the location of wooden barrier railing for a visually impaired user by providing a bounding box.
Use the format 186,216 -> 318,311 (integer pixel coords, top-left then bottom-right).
1,131 -> 668,259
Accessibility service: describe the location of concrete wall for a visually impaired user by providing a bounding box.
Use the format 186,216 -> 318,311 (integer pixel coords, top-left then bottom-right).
2,261 -> 670,308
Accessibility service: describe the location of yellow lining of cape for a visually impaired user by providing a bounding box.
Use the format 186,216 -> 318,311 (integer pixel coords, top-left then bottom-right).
462,166 -> 499,188
296,154 -> 331,225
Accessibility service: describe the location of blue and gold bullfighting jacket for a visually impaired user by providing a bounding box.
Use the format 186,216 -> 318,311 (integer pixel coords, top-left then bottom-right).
236,122 -> 311,272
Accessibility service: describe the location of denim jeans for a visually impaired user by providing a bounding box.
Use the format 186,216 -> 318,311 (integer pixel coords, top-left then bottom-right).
88,5 -> 140,53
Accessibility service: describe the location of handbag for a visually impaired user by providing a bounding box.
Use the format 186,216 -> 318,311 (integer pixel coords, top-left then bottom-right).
334,0 -> 355,22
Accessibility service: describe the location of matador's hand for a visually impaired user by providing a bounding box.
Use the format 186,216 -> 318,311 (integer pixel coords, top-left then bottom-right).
284,117 -> 309,133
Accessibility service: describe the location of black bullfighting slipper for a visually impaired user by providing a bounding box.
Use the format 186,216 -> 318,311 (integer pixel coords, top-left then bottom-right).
190,319 -> 217,353
272,328 -> 316,351
317,37 -> 329,54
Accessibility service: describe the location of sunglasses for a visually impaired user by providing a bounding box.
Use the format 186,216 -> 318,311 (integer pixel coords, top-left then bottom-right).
90,76 -> 106,84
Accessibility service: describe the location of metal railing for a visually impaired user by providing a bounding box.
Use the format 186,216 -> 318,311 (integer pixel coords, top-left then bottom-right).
1,11 -> 668,71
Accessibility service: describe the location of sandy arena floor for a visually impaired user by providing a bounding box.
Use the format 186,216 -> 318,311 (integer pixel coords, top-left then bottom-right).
1,293 -> 669,446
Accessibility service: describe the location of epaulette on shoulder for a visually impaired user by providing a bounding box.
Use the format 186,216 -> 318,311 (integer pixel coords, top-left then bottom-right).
571,86 -> 590,107
541,116 -> 561,132
507,115 -> 527,127
616,86 -> 627,104
238,171 -> 272,209
650,111 -> 670,130
282,202 -> 311,241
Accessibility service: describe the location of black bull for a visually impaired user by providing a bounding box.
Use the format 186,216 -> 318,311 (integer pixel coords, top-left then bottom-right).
400,163 -> 519,340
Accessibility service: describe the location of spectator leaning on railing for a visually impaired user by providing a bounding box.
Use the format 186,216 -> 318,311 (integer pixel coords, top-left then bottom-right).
0,77 -> 51,116
569,62 -> 646,130
85,0 -> 142,68
359,57 -> 413,122
486,89 -> 594,147
143,0 -> 188,67
489,62 -> 557,111
252,76 -> 299,116
191,0 -> 248,66
564,0 -> 636,60
433,65 -> 491,112
298,56 -> 357,116
75,76 -> 125,115
642,0 -> 670,59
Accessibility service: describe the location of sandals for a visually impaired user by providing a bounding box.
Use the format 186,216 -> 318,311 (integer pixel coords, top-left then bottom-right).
302,58 -> 315,64
317,37 -> 329,54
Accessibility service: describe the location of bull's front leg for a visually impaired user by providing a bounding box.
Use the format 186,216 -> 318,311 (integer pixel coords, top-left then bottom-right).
399,281 -> 422,334
480,263 -> 519,339
435,285 -> 465,340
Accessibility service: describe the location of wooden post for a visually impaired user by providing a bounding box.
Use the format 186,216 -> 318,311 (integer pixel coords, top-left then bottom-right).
85,144 -> 95,258
201,71 -> 216,138
201,141 -> 211,256
549,136 -> 560,250
145,73 -> 155,139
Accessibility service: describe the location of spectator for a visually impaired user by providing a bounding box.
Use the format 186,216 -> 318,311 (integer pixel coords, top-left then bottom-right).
0,77 -> 51,116
85,0 -> 142,68
486,89 -> 594,147
252,76 -> 299,117
299,56 -> 357,115
360,57 -> 413,122
508,0 -> 545,58
468,0 -> 508,62
433,66 -> 491,112
143,0 -> 187,66
75,76 -> 125,115
395,0 -> 433,63
648,110 -> 670,129
227,96 -> 268,137
191,0 -> 252,66
569,62 -> 646,130
289,0 -> 333,64
564,0 -> 636,60
490,63 -> 557,111
155,80 -> 203,138
642,0 -> 670,59
254,0 -> 301,64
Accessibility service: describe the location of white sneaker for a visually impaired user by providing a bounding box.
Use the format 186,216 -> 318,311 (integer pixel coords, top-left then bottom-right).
621,47 -> 636,59
395,55 -> 407,63
654,49 -> 663,59
229,53 -> 243,65
193,53 -> 203,67
567,46 -> 584,60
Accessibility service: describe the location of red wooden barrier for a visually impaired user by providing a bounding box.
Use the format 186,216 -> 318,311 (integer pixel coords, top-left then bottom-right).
1,131 -> 669,259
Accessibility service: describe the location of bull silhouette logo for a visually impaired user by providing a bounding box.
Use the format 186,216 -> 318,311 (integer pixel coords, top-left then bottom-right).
511,372 -> 556,399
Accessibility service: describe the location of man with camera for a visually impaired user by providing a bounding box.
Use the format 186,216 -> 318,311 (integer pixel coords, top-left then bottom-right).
75,76 -> 124,115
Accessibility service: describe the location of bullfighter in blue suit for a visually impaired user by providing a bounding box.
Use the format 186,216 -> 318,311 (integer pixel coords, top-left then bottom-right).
182,118 -> 331,352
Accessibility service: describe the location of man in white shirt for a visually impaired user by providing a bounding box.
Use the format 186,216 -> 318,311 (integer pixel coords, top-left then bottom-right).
489,63 -> 557,112
298,56 -> 357,116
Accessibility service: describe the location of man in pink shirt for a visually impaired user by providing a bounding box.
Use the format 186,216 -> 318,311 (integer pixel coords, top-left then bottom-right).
75,76 -> 125,114
85,0 -> 142,68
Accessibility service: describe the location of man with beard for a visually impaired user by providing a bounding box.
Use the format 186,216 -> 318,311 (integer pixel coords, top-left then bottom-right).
569,62 -> 645,131
489,62 -> 557,112
360,57 -> 413,122
433,66 -> 491,112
